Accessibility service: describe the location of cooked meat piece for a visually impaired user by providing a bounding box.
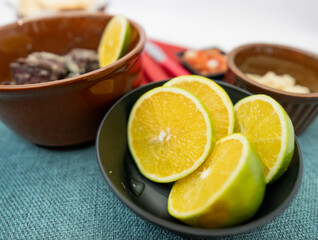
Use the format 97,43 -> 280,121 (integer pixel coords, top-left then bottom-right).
67,48 -> 99,74
10,52 -> 68,84
8,49 -> 99,85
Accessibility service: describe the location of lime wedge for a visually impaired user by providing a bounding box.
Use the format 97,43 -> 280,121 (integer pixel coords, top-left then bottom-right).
98,15 -> 131,67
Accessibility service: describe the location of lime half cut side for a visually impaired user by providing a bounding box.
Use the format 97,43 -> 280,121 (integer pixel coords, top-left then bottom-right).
164,75 -> 234,141
168,133 -> 266,228
127,86 -> 216,183
234,94 -> 295,184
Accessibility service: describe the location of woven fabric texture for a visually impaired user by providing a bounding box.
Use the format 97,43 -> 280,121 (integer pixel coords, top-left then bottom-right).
0,117 -> 317,240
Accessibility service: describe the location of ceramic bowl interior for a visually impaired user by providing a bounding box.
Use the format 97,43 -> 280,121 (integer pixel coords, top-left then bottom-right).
227,43 -> 318,93
226,43 -> 318,135
96,80 -> 302,237
0,12 -> 145,146
0,12 -> 143,85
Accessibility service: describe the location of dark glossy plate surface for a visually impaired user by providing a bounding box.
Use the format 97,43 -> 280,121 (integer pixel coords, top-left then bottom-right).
96,80 -> 303,237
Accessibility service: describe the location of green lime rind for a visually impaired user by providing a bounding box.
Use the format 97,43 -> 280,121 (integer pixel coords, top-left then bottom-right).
118,15 -> 131,58
267,105 -> 295,183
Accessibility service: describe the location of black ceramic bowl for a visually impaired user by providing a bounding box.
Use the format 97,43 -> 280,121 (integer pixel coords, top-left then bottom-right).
96,80 -> 302,237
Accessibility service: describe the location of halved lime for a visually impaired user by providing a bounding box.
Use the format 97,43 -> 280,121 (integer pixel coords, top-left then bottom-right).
168,133 -> 265,228
127,86 -> 216,183
164,75 -> 234,141
234,94 -> 295,183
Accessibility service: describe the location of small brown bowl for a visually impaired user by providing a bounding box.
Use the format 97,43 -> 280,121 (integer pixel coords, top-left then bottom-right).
0,12 -> 146,146
225,43 -> 318,135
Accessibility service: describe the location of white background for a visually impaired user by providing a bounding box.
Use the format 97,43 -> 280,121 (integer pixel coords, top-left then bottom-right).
1,0 -> 317,54
106,0 -> 318,54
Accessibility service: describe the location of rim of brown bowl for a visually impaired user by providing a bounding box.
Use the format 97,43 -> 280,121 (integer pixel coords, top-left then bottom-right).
0,11 -> 146,92
227,43 -> 318,101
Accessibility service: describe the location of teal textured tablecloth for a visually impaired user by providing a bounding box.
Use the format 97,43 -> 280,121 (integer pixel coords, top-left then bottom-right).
0,117 -> 317,240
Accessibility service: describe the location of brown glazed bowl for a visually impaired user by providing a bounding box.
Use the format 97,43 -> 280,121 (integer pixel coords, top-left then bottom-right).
0,12 -> 146,146
225,43 -> 318,135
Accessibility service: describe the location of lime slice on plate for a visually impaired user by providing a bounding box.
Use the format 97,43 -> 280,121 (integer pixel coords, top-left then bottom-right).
168,133 -> 265,228
127,86 -> 216,183
164,75 -> 235,141
234,94 -> 295,183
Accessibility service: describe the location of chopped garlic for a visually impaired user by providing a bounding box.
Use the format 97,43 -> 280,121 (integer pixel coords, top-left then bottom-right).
246,71 -> 310,94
